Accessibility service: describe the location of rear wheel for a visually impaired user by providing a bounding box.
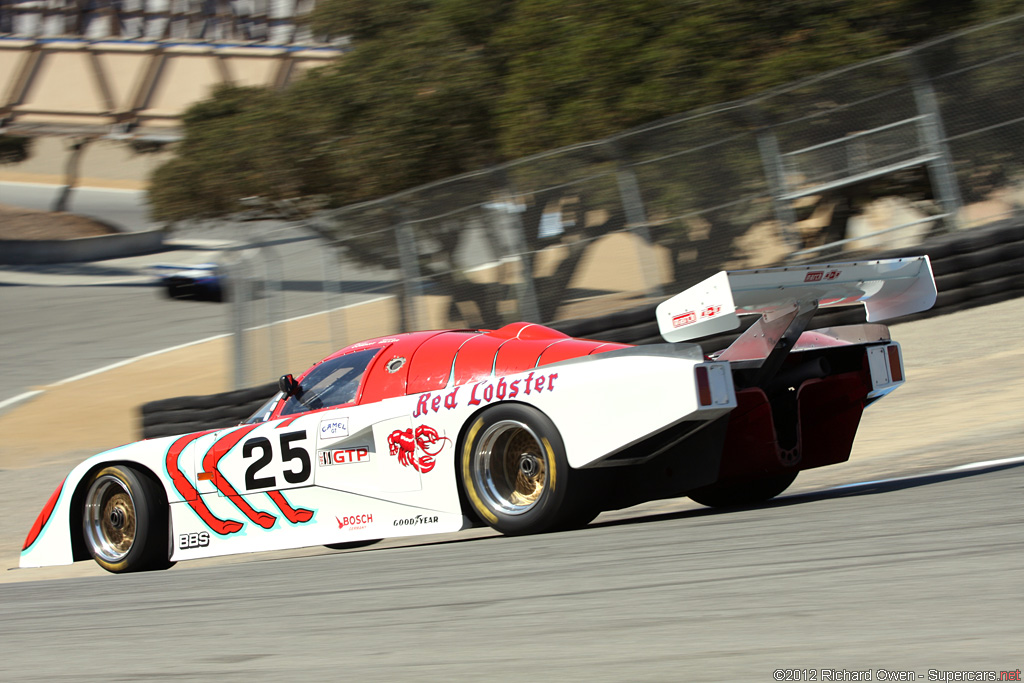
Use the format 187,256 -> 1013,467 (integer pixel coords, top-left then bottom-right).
459,404 -> 591,535
82,466 -> 172,573
688,471 -> 798,508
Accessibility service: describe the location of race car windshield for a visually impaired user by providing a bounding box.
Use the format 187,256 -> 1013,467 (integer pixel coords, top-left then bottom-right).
279,347 -> 381,416
243,391 -> 284,424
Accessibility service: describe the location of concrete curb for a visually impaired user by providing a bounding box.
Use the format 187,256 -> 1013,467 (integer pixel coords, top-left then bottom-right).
0,229 -> 166,265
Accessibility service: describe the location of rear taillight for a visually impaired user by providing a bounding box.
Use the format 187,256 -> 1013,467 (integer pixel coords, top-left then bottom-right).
887,345 -> 903,382
695,366 -> 712,406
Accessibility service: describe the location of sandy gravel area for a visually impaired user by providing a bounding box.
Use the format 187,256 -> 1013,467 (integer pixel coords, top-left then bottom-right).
0,203 -> 116,240
1,297 -> 1021,583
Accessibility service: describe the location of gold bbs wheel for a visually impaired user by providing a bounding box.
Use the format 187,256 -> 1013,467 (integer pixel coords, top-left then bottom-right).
460,404 -> 592,536
81,466 -> 172,573
83,473 -> 138,563
474,420 -> 549,515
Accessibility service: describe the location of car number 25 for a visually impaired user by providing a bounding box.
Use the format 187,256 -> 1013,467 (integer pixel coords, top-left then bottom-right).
242,430 -> 312,491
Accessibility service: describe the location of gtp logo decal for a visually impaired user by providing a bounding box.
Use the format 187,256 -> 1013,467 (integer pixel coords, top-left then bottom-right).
387,425 -> 450,474
318,447 -> 370,466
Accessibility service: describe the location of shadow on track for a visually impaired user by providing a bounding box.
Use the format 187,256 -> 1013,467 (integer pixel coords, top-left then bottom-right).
588,457 -> 1024,531
231,457 -> 1024,568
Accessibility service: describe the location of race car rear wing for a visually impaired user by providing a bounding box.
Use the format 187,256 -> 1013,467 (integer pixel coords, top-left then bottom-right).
656,256 -> 936,343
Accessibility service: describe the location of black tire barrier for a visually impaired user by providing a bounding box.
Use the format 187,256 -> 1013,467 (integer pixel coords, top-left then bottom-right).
140,219 -> 1023,438
140,382 -> 277,439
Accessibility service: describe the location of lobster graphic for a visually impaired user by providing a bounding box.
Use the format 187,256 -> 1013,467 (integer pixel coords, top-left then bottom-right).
387,425 -> 450,474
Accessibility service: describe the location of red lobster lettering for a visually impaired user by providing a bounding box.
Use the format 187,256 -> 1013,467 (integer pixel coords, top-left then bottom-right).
387,425 -> 450,474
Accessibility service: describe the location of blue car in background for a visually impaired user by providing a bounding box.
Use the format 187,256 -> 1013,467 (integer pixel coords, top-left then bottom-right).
153,263 -> 225,302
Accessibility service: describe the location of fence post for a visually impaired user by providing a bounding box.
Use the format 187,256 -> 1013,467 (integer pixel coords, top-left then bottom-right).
906,53 -> 963,231
227,254 -> 247,389
756,129 -> 799,248
490,169 -> 541,322
393,203 -> 422,331
607,139 -> 663,299
261,243 -> 284,378
226,243 -> 258,389
320,240 -> 346,352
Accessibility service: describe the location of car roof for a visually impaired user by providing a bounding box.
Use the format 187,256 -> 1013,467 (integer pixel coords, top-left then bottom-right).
310,323 -> 630,405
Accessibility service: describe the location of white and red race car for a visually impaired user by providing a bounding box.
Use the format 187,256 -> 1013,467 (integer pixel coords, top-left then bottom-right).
21,257 -> 936,573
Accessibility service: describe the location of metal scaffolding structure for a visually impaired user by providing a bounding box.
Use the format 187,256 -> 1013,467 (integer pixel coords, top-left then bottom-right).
0,0 -> 324,45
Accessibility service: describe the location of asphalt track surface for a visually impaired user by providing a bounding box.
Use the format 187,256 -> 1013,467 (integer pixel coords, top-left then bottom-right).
2,195 -> 1022,679
0,222 -> 398,404
2,457 -> 1021,682
0,285 -> 226,404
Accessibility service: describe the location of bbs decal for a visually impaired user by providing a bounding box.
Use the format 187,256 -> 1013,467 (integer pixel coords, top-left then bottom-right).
178,531 -> 210,549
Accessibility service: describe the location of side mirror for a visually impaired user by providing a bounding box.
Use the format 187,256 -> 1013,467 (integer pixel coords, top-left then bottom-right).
278,374 -> 299,397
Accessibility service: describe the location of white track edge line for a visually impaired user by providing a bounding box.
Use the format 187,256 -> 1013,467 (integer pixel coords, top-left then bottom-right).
0,390 -> 44,412
823,454 -> 1024,492
3,293 -> 395,411
50,333 -> 232,387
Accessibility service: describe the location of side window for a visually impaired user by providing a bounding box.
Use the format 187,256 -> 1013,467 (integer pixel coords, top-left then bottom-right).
280,347 -> 382,416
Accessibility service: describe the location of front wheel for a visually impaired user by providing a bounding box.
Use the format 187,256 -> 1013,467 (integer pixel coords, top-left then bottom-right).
82,466 -> 172,573
459,404 -> 590,535
687,471 -> 798,508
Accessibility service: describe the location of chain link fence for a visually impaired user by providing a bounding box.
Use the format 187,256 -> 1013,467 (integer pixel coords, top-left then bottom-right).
225,14 -> 1024,387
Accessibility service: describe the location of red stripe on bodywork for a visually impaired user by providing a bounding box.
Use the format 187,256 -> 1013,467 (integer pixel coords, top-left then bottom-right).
22,478 -> 65,551
202,424 -> 277,529
166,430 -> 219,502
166,428 -> 246,535
201,424 -> 261,475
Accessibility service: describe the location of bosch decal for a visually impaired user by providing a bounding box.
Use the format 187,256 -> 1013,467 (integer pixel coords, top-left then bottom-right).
178,531 -> 210,550
387,425 -> 450,474
412,371 -> 559,418
393,514 -> 439,527
336,514 -> 372,530
318,447 -> 371,466
318,418 -> 350,441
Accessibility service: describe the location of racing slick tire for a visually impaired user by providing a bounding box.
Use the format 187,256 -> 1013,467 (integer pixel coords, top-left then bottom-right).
459,404 -> 589,536
81,466 -> 173,573
687,471 -> 798,509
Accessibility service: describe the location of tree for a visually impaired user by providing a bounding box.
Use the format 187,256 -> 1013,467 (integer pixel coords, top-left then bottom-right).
148,0 -> 1016,323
